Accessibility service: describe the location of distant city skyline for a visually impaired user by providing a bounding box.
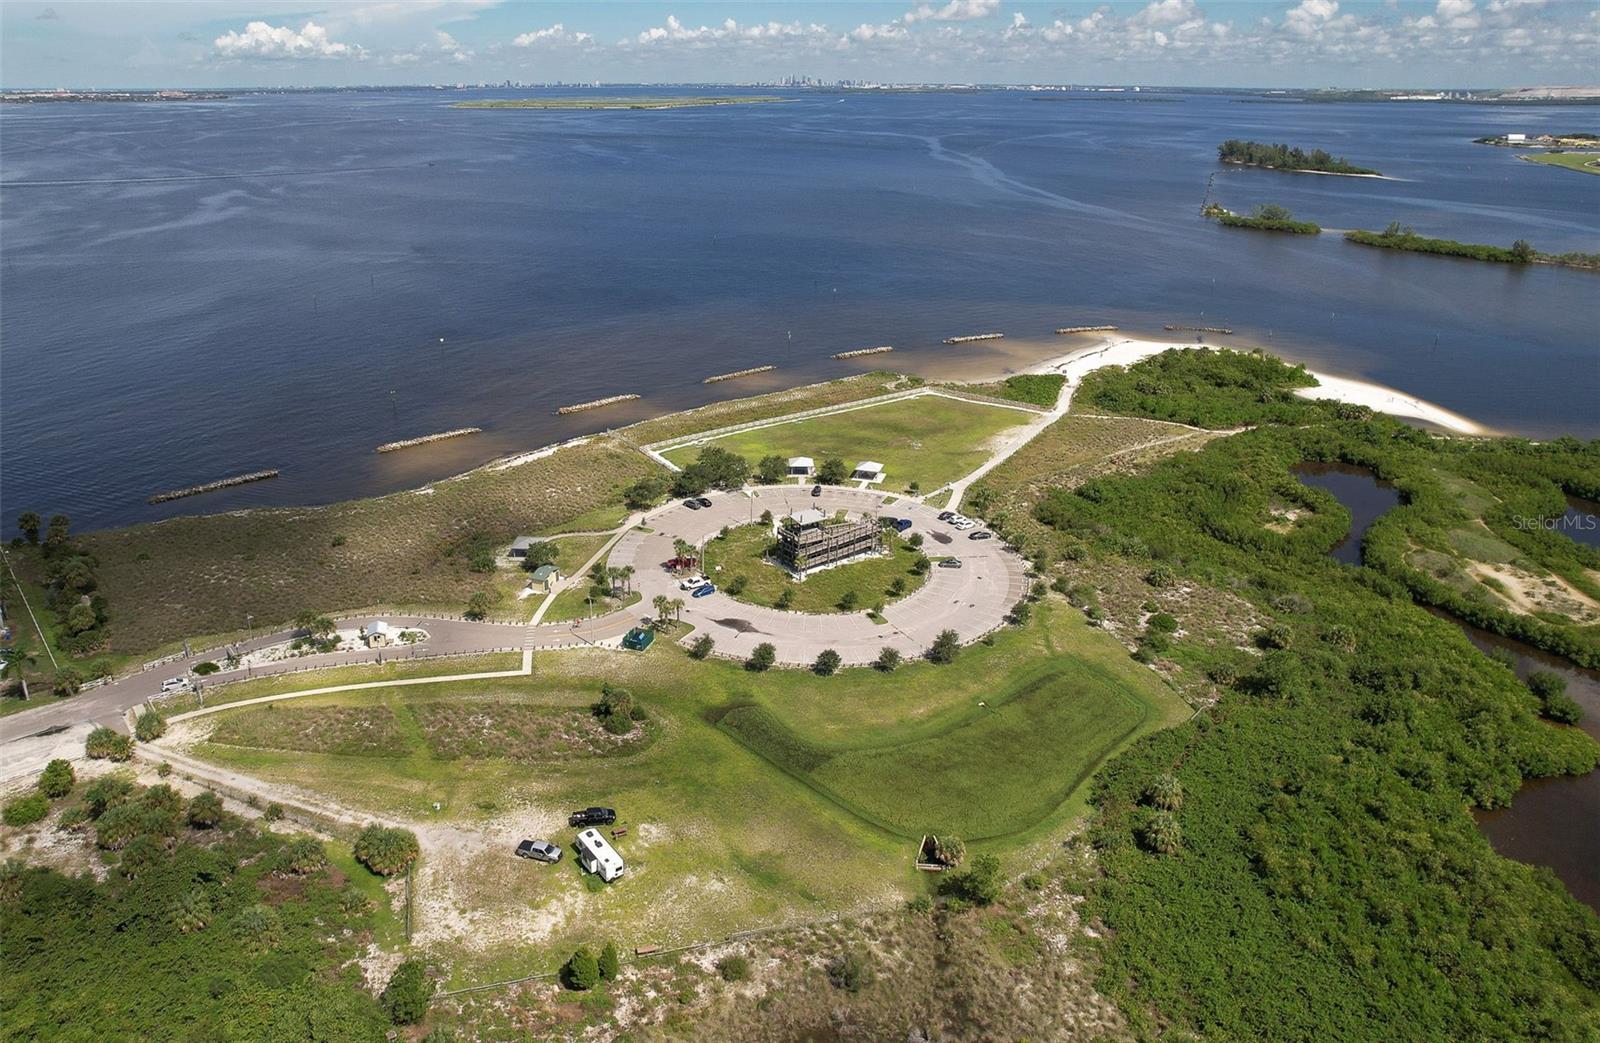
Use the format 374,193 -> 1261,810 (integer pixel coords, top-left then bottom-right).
3,1 -> 1597,90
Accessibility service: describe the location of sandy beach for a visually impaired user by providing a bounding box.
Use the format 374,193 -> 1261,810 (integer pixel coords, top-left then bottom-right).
1028,336 -> 1490,436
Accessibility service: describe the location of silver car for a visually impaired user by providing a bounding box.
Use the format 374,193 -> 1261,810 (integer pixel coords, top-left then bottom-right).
515,839 -> 562,863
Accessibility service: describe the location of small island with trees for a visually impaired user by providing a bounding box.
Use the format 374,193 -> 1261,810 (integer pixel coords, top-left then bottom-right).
1218,139 -> 1382,177
1202,202 -> 1321,235
1345,222 -> 1600,270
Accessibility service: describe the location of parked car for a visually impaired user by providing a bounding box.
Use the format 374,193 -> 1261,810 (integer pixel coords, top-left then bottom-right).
893,518 -> 914,533
953,520 -> 977,531
692,583 -> 716,598
937,559 -> 963,569
937,511 -> 955,522
159,676 -> 190,694
695,496 -> 713,508
968,531 -> 993,541
811,484 -> 823,497
683,499 -> 703,510
945,514 -> 968,526
516,839 -> 562,863
678,574 -> 707,590
568,807 -> 617,828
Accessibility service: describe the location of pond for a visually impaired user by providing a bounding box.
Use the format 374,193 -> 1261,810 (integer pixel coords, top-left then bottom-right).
1296,463 -> 1600,911
1291,462 -> 1399,566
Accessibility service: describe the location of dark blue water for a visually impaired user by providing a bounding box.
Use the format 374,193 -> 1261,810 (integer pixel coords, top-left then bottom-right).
2,87 -> 1596,531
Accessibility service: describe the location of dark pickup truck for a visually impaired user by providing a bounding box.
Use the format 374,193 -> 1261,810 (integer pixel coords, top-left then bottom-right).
568,806 -> 617,828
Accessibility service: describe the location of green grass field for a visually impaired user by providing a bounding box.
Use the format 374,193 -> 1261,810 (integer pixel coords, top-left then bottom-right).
1522,152 -> 1600,175
187,601 -> 1186,976
703,523 -> 926,613
661,394 -> 1032,494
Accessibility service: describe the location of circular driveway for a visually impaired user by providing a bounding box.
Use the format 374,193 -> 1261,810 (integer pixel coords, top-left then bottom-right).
609,486 -> 1029,667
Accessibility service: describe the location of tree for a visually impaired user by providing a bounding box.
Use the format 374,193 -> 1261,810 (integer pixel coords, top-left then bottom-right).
16,512 -> 40,545
817,457 -> 849,484
875,647 -> 902,672
599,941 -> 621,981
44,514 -> 70,552
295,611 -> 337,641
186,791 -> 225,829
775,588 -> 794,610
85,726 -> 132,762
53,669 -> 83,697
38,759 -> 74,799
563,947 -> 601,990
623,474 -> 669,509
746,643 -> 776,672
933,835 -> 966,867
276,837 -> 329,876
381,960 -> 435,1025
756,454 -> 789,484
941,852 -> 1002,905
353,825 -> 420,876
520,540 -> 560,571
653,594 -> 671,624
671,538 -> 695,569
716,954 -> 751,981
1510,239 -> 1536,263
671,597 -> 686,622
689,634 -> 715,659
1139,810 -> 1183,855
813,649 -> 842,676
887,577 -> 907,598
464,591 -> 493,620
134,710 -> 166,742
1254,203 -> 1294,222
926,629 -> 960,664
1145,773 -> 1184,811
1528,671 -> 1582,724
1006,599 -> 1032,625
837,590 -> 859,611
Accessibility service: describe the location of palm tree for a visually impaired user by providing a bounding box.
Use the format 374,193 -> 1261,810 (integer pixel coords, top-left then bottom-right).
671,597 -> 685,622
672,538 -> 694,571
652,595 -> 671,623
606,566 -> 625,595
620,565 -> 635,593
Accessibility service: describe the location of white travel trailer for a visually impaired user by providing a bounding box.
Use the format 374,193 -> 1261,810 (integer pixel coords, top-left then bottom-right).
575,828 -> 625,882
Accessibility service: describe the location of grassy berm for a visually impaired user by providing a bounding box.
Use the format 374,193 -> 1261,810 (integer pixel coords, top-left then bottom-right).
59,437 -> 659,655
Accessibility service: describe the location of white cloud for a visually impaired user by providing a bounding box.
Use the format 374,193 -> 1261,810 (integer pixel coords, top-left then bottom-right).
633,15 -> 835,47
213,21 -> 362,60
1131,0 -> 1199,29
1283,0 -> 1341,38
903,0 -> 1000,25
512,23 -> 591,46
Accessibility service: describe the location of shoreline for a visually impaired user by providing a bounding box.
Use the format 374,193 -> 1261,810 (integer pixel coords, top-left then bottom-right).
1025,335 -> 1491,436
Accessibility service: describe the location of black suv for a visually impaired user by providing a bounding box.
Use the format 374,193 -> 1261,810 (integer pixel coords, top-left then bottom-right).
568,806 -> 617,828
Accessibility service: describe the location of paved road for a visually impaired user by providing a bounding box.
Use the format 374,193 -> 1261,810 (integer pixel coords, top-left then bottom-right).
603,486 -> 1028,667
0,616 -> 526,744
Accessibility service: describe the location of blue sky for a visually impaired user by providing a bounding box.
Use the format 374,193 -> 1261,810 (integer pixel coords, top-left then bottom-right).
4,1 -> 1597,89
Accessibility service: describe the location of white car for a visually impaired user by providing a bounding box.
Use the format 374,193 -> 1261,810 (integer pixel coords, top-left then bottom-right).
159,676 -> 191,694
953,519 -> 977,531
678,574 -> 706,591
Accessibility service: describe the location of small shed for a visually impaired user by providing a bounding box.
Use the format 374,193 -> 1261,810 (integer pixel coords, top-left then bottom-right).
1505,132 -> 1527,143
508,536 -> 539,558
363,620 -> 393,648
852,461 -> 886,483
787,456 -> 815,477
528,564 -> 563,592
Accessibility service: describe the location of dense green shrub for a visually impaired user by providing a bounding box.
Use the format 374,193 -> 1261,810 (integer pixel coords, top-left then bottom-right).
85,726 -> 133,762
186,792 -> 225,829
875,647 -> 902,672
826,950 -> 875,993
38,759 -> 74,799
381,960 -> 434,1025
941,853 -> 1003,905
1528,671 -> 1583,724
562,947 -> 600,990
745,643 -> 776,672
3,794 -> 49,827
716,954 -> 751,981
599,940 -> 620,981
1345,225 -> 1533,264
1218,139 -> 1378,175
689,634 -> 715,659
134,709 -> 166,742
352,825 -> 420,877
812,649 -> 841,676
